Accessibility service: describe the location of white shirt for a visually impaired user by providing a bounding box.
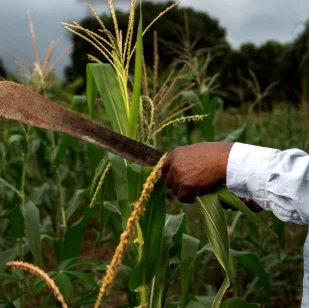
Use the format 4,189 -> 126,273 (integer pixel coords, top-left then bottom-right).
227,142 -> 309,307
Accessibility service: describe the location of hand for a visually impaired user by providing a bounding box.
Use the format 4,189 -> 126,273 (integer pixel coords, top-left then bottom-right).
162,142 -> 233,203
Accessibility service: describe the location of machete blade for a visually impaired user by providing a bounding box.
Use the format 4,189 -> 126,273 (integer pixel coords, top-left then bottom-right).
0,81 -> 163,166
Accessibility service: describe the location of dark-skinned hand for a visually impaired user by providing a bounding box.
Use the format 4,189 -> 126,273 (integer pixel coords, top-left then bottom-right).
161,142 -> 263,212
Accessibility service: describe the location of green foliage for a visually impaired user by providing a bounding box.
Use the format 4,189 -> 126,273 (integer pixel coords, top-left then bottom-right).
0,58 -> 6,78
129,0 -> 143,139
0,1 -> 308,307
65,1 -> 227,87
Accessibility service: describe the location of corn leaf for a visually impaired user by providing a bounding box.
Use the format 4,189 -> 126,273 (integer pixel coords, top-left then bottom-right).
186,301 -> 208,308
129,0 -> 143,139
61,205 -> 97,261
194,296 -> 215,306
87,63 -> 130,135
21,202 -> 43,268
229,249 -> 270,307
196,193 -> 230,308
181,234 -> 200,307
217,186 -> 276,237
108,154 -> 130,227
9,208 -> 24,240
130,180 -> 166,290
0,245 -> 27,272
198,244 -> 270,307
54,272 -> 72,302
0,177 -> 22,198
127,164 -> 143,203
148,213 -> 188,308
65,189 -> 86,222
86,64 -> 98,119
53,134 -> 76,166
221,298 -> 260,308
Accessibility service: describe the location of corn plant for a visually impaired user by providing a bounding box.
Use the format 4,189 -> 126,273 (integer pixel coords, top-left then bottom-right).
63,1 -> 276,307
0,1 -> 278,308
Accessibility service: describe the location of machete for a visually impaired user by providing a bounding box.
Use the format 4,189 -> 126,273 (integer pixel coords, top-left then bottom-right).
0,81 -> 163,166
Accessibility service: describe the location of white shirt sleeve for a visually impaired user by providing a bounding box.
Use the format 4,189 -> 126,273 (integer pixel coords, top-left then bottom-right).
226,142 -> 309,307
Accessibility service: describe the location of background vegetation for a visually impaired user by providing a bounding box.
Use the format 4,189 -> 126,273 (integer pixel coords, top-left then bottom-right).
0,1 -> 309,307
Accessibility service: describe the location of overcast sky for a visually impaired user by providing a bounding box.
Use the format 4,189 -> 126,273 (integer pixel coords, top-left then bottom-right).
0,0 -> 308,79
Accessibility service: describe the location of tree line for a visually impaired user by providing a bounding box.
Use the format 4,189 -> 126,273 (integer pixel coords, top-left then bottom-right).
2,2 -> 309,107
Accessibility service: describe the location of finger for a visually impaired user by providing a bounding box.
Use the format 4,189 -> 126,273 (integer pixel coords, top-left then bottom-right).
161,153 -> 173,178
179,194 -> 196,204
221,201 -> 237,211
221,201 -> 230,210
164,170 -> 174,189
177,187 -> 195,204
243,198 -> 263,213
172,181 -> 179,197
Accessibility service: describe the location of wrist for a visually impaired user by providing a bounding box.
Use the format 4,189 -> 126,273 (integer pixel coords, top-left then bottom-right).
218,142 -> 234,184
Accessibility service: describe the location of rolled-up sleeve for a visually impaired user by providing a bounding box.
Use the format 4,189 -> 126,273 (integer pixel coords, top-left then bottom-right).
226,142 -> 309,307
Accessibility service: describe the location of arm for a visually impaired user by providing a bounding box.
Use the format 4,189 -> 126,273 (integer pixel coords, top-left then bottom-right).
228,142 -> 309,224
162,142 -> 309,224
162,142 -> 309,306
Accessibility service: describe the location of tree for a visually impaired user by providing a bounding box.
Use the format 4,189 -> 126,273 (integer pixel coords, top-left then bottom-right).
219,41 -> 287,107
65,1 -> 227,88
281,21 -> 309,103
0,58 -> 6,78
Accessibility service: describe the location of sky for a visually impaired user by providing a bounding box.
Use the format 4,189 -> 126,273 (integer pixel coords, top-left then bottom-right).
0,0 -> 308,79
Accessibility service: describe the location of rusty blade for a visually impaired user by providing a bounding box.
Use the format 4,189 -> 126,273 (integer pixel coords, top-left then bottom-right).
0,81 -> 163,166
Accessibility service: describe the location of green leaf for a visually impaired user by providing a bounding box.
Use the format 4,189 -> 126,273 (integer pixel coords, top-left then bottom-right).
103,201 -> 121,216
54,272 -> 72,302
61,205 -> 97,260
117,264 -> 137,306
65,270 -> 98,289
10,290 -> 27,302
127,164 -> 143,203
87,144 -> 106,176
148,214 -> 188,308
229,249 -> 270,307
109,153 -> 130,227
72,95 -> 87,112
33,277 -> 48,296
148,248 -> 169,308
221,298 -> 260,308
0,245 -> 27,272
9,207 -> 24,239
0,293 -> 10,304
181,234 -> 200,307
21,202 -> 43,268
130,180 -> 166,290
223,127 -> 246,143
217,187 -> 276,237
198,243 -> 269,307
65,189 -> 86,222
0,272 -> 22,284
8,134 -> 24,146
186,301 -> 207,308
86,64 -> 98,119
0,177 -> 22,197
87,63 -> 130,135
194,296 -> 215,306
196,193 -> 230,308
129,0 -> 143,139
53,134 -> 75,166
57,258 -> 78,271
89,156 -> 109,194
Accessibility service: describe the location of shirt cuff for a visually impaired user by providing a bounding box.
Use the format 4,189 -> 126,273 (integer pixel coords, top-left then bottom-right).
226,142 -> 274,208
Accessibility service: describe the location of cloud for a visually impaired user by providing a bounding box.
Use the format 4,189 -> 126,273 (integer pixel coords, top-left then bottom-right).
1,0 -> 308,78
